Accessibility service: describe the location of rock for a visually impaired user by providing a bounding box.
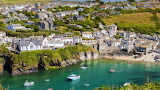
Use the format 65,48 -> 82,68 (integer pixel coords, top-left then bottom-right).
11,66 -> 38,75
71,59 -> 77,64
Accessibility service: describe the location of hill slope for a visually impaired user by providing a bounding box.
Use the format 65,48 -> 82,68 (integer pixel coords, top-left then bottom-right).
101,12 -> 160,34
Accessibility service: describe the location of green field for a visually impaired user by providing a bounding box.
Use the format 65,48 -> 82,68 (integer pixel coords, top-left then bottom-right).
101,12 -> 160,34
102,12 -> 155,27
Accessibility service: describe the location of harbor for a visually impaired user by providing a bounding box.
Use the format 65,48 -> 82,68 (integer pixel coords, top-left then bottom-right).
1,59 -> 160,90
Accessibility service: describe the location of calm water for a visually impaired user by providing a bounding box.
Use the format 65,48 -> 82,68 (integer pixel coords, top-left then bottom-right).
1,59 -> 160,90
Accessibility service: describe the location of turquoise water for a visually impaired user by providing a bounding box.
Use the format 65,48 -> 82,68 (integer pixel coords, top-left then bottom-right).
1,59 -> 160,90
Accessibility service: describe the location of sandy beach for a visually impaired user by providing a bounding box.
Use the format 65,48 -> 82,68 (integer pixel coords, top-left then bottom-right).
105,52 -> 159,62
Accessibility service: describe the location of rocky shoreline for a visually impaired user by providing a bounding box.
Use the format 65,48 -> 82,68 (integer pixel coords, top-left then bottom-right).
8,50 -> 100,76
0,50 -> 158,76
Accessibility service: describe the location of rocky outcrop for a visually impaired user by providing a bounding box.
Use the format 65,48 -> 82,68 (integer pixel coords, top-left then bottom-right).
61,51 -> 100,67
11,66 -> 38,75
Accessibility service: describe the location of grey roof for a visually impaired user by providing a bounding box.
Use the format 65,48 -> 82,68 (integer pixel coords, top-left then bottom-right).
11,24 -> 22,27
19,40 -> 42,47
75,15 -> 84,18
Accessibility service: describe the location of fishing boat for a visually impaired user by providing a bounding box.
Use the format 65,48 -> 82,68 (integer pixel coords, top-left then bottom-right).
67,74 -> 80,81
81,67 -> 87,69
84,84 -> 90,86
24,80 -> 34,86
109,69 -> 115,73
123,82 -> 130,86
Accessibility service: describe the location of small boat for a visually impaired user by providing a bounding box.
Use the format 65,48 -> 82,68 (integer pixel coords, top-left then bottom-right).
48,88 -> 53,90
84,84 -> 90,86
81,67 -> 87,69
24,80 -> 34,86
109,69 -> 115,73
45,79 -> 50,82
123,82 -> 130,86
67,74 -> 80,81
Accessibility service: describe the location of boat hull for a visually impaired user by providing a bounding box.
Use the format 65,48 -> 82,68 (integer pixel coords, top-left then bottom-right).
67,76 -> 80,81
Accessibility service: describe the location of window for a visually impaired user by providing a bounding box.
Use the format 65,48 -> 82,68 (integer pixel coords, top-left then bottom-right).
30,44 -> 34,49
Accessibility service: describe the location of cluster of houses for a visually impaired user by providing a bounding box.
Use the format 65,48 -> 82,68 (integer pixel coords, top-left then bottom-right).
0,1 -> 159,57
1,23 -> 159,57
98,1 -> 160,10
1,1 -> 160,31
0,2 -> 90,31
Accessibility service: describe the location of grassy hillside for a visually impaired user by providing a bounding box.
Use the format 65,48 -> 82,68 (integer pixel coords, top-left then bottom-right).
101,12 -> 160,34
102,12 -> 155,27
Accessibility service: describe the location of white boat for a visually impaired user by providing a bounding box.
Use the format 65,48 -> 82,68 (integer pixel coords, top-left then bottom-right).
67,74 -> 80,81
81,67 -> 87,69
84,84 -> 89,86
45,79 -> 50,82
109,69 -> 115,73
24,80 -> 34,86
123,82 -> 130,86
48,88 -> 53,90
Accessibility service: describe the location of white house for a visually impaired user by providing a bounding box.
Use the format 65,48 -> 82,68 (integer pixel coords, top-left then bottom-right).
73,36 -> 82,43
48,41 -> 64,48
82,39 -> 97,46
11,5 -> 25,11
6,24 -> 26,31
18,41 -> 43,52
62,37 -> 73,43
29,36 -> 49,47
82,32 -> 94,39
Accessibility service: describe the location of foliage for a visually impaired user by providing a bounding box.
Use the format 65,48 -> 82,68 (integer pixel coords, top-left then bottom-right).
16,11 -> 36,19
10,45 -> 93,70
127,0 -> 135,2
0,84 -> 8,90
0,26 -> 57,38
95,81 -> 160,90
114,34 -> 124,39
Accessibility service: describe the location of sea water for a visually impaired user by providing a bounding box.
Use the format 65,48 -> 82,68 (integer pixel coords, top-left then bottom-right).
1,59 -> 160,90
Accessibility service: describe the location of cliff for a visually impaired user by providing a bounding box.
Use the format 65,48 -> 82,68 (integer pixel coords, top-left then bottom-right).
8,45 -> 100,75
61,51 -> 99,66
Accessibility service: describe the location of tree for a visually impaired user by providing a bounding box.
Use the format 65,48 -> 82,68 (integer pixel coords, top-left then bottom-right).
127,0 -> 135,2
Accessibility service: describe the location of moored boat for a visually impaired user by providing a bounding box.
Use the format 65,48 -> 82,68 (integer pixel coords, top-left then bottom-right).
109,69 -> 115,73
45,79 -> 50,82
84,84 -> 89,86
123,82 -> 130,86
67,74 -> 80,81
48,88 -> 53,90
81,67 -> 87,69
24,80 -> 34,86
